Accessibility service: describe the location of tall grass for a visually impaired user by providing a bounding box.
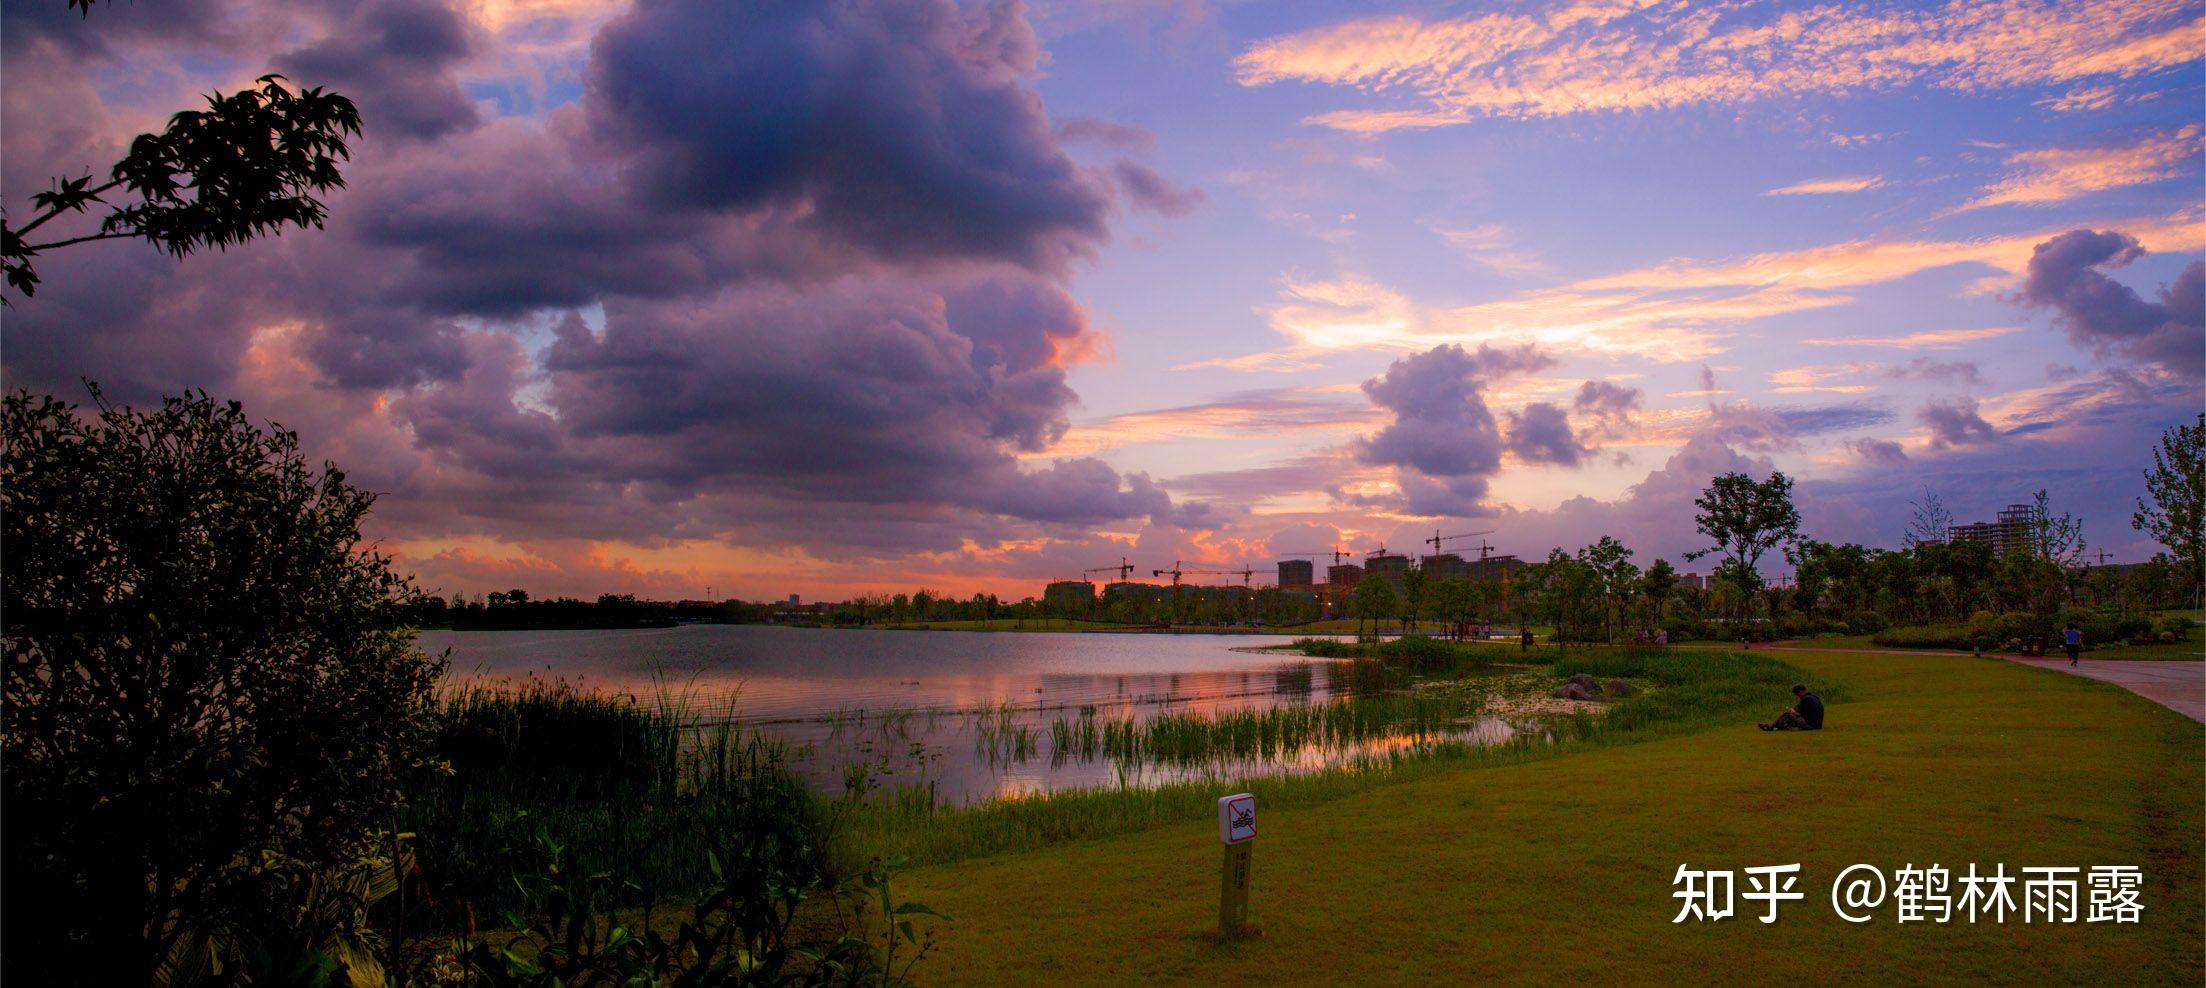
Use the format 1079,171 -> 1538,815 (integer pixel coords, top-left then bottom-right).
404,678 -> 828,924
1043,689 -> 1483,767
839,647 -> 1827,865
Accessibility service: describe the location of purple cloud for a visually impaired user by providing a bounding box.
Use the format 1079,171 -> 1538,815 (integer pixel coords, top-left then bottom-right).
1919,396 -> 2001,449
583,0 -> 1111,272
2018,229 -> 2204,381
1504,402 -> 1589,466
277,0 -> 480,140
1354,343 -> 1552,515
0,0 -> 1205,567
1111,160 -> 1205,217
1845,437 -> 1910,465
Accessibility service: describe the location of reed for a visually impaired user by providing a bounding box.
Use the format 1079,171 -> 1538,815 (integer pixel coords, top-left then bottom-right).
834,647 -> 1825,865
404,677 -> 828,924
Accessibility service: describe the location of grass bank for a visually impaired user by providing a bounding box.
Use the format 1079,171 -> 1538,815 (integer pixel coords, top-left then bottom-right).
898,646 -> 2204,984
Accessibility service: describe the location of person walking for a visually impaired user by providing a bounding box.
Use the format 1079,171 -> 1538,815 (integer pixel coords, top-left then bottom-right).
2062,622 -> 2083,667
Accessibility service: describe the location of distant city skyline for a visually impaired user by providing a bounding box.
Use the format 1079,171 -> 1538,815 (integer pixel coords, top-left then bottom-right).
4,0 -> 2200,600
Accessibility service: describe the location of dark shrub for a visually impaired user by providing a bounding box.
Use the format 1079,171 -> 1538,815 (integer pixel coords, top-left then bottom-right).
1,390 -> 444,985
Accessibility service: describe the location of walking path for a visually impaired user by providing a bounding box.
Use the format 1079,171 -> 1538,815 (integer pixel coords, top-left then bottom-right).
2001,656 -> 2205,723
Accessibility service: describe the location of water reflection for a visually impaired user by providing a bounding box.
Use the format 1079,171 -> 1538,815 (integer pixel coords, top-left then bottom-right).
424,624 -> 1533,804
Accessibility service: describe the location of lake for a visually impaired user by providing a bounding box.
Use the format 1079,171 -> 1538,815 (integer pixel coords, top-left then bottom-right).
420,624 -> 1527,804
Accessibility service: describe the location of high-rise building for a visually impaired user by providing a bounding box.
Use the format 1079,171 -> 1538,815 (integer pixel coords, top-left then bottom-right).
1043,580 -> 1097,612
1366,552 -> 1410,586
1948,502 -> 2040,557
1277,559 -> 1315,588
1420,553 -> 1467,581
1327,562 -> 1365,587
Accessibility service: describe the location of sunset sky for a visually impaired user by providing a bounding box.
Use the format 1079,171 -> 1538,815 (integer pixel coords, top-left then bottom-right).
6,0 -> 2202,601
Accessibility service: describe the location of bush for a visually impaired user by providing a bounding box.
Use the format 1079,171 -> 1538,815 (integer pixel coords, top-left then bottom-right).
1847,610 -> 1888,635
1,390 -> 445,985
1871,609 -> 2167,652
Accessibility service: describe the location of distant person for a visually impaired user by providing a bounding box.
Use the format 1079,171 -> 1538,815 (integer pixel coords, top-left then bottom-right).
2063,623 -> 2083,667
1759,685 -> 1824,732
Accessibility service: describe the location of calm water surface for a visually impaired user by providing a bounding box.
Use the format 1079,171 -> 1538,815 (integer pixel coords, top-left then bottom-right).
420,624 -> 1521,803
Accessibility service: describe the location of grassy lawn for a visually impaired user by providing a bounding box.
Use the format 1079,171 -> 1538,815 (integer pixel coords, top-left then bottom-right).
899,647 -> 2203,984
1801,625 -> 2203,660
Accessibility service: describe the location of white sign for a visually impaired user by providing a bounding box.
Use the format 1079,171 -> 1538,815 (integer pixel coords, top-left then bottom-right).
1218,792 -> 1256,844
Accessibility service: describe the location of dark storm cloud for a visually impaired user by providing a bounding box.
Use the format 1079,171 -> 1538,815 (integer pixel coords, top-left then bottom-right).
3,0 -> 1209,560
1919,396 -> 2000,449
276,0 -> 480,140
1504,402 -> 1588,466
2018,229 -> 2205,381
583,0 -> 1112,272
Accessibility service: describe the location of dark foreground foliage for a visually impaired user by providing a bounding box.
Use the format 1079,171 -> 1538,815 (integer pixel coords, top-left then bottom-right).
2,389 -> 444,986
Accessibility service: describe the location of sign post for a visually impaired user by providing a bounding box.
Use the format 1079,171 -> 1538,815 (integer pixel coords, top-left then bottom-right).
1217,792 -> 1256,938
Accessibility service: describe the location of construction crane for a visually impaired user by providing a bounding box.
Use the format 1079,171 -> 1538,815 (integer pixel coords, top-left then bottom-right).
1426,528 -> 1498,559
1152,560 -> 1257,623
1082,557 -> 1135,582
1273,548 -> 1354,565
1152,562 -> 1257,588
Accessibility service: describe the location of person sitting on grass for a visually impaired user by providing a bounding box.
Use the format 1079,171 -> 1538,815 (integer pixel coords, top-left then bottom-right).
1759,685 -> 1824,732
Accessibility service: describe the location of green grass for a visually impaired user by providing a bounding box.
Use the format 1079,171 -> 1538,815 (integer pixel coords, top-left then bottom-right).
897,647 -> 2204,984
1802,625 -> 2202,660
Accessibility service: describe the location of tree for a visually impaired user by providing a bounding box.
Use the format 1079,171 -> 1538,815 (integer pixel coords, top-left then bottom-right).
1641,559 -> 1678,623
2134,414 -> 2205,596
1576,536 -> 1637,640
1905,488 -> 1953,548
5,74 -> 361,301
1685,471 -> 1802,622
1351,573 -> 1398,641
2022,489 -> 2087,568
1528,549 -> 1599,645
1398,568 -> 1427,634
1430,577 -> 1474,638
2,388 -> 444,984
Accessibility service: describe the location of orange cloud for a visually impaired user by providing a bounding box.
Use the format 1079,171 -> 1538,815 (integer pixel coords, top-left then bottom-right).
1195,209 -> 2205,370
1764,176 -> 1884,196
1800,327 -> 2020,349
1955,124 -> 2203,212
1236,0 -> 2203,130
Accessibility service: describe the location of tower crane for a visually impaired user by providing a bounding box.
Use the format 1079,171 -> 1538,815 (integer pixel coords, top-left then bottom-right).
1152,561 -> 1257,623
1082,558 -> 1135,582
1272,548 -> 1354,565
1426,528 -> 1498,560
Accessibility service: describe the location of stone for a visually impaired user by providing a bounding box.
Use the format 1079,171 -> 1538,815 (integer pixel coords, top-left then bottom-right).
1567,672 -> 1597,689
1552,682 -> 1604,701
1605,680 -> 1638,697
